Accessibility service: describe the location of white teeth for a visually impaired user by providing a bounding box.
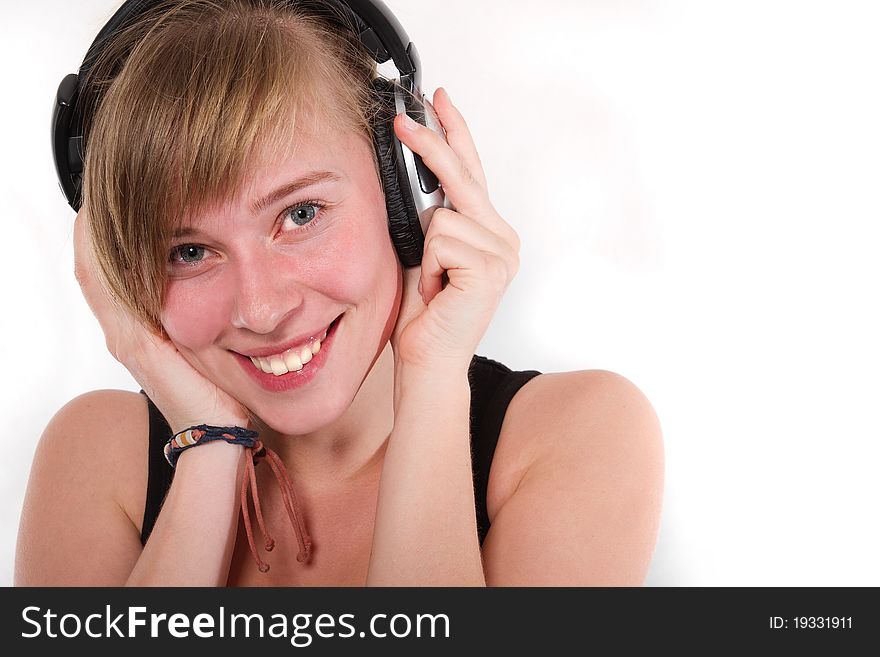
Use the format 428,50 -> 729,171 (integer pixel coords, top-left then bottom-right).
284,350 -> 303,372
249,356 -> 272,374
269,356 -> 287,376
248,340 -> 322,376
245,319 -> 334,376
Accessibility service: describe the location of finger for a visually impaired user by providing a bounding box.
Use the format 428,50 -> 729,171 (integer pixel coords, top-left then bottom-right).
420,233 -> 514,306
394,111 -> 489,221
426,199 -> 522,258
432,87 -> 488,190
73,210 -> 114,318
73,210 -> 105,314
72,210 -> 91,289
424,207 -> 519,272
73,209 -> 146,356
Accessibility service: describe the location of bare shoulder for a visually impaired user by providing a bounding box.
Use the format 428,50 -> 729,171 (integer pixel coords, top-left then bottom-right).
484,369 -> 664,585
35,389 -> 151,522
15,389 -> 150,585
510,369 -> 662,459
487,369 -> 662,518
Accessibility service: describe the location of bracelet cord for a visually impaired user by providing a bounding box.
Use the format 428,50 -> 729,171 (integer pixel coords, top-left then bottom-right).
242,440 -> 313,572
166,426 -> 313,573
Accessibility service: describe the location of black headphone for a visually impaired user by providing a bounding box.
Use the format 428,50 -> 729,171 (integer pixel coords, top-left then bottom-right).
51,0 -> 448,267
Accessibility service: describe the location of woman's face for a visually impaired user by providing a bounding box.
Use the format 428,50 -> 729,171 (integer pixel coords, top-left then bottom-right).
160,122 -> 402,434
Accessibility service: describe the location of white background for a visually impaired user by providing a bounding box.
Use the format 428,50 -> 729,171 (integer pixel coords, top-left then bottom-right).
2,0 -> 878,586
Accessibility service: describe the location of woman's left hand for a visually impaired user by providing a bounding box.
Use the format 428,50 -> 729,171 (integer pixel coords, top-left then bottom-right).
389,87 -> 521,373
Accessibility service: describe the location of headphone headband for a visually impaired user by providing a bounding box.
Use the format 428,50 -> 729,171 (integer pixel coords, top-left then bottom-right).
52,0 -> 422,210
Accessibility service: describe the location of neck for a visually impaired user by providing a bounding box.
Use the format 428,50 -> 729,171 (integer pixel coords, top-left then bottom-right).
256,341 -> 395,494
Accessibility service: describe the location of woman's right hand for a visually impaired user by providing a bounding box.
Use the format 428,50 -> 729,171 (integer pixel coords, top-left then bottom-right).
73,208 -> 250,434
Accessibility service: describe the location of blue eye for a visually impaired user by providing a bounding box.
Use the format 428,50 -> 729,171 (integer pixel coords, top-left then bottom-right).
291,204 -> 317,225
281,201 -> 324,232
170,245 -> 206,263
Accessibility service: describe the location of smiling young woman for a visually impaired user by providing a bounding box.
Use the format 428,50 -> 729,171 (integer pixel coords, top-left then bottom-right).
15,0 -> 664,587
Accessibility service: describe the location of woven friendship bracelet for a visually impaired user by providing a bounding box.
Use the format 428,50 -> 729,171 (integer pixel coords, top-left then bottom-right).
164,424 -> 260,468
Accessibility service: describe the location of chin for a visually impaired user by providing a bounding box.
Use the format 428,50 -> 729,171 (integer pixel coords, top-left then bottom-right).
246,384 -> 355,437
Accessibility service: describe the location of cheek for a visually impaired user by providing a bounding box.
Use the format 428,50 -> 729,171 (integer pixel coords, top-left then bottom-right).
161,279 -> 230,350
300,181 -> 398,310
329,226 -> 397,298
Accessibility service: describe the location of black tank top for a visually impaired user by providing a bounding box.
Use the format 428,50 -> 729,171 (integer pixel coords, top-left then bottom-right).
139,354 -> 541,547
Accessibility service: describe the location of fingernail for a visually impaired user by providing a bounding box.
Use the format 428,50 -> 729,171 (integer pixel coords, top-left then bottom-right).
400,113 -> 419,131
418,279 -> 423,294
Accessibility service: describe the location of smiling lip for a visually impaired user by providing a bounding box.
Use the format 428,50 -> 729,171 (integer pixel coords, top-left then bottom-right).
236,314 -> 341,358
233,314 -> 341,393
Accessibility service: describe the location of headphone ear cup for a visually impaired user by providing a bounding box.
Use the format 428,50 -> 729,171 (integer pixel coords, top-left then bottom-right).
370,77 -> 424,267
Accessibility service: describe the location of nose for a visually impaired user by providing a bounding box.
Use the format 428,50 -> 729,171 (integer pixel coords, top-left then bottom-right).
229,255 -> 305,333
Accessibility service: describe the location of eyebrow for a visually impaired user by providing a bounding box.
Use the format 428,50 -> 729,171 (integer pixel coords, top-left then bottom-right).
249,170 -> 343,216
172,170 -> 343,239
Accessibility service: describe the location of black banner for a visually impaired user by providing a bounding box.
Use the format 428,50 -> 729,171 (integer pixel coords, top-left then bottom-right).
0,587 -> 874,654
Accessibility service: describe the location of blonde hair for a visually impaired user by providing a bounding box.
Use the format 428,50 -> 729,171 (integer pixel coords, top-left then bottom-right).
81,0 -> 382,332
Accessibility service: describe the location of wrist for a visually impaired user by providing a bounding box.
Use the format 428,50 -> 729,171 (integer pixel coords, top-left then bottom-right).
393,358 -> 471,414
393,354 -> 472,380
174,439 -> 245,469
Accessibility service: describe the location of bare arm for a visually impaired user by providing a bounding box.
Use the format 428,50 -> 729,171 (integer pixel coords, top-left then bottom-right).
18,207 -> 258,585
128,441 -> 244,586
366,362 -> 484,586
481,370 -> 665,586
15,390 -> 245,586
366,88 -> 522,585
